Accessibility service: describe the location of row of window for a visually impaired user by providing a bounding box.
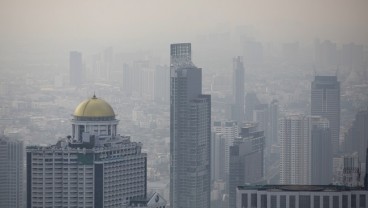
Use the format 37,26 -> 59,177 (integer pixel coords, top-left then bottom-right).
240,193 -> 366,208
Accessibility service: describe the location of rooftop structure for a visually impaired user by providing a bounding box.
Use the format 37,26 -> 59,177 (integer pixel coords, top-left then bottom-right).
27,95 -> 148,208
236,185 -> 367,208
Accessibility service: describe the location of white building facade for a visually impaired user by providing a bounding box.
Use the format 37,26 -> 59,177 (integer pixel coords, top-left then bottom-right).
27,95 -> 147,208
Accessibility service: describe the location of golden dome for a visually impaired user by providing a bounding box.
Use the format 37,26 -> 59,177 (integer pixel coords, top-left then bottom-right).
73,95 -> 115,117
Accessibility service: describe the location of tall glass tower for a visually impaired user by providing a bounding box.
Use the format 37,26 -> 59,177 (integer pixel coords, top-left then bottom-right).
0,136 -> 24,208
231,56 -> 245,123
311,75 -> 340,154
170,43 -> 211,208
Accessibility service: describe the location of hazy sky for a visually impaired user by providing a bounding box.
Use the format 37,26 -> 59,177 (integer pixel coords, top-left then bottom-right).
0,0 -> 367,52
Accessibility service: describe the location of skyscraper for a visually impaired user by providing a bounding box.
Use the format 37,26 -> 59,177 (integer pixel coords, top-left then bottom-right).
268,99 -> 279,146
311,75 -> 340,154
27,96 -> 147,208
231,56 -> 245,123
280,115 -> 311,185
280,115 -> 332,185
343,109 -> 368,164
0,136 -> 24,208
69,51 -> 83,86
244,92 -> 260,122
213,120 -> 239,181
310,116 -> 332,185
211,132 -> 226,182
229,123 -> 265,208
170,43 -> 211,208
253,104 -> 268,139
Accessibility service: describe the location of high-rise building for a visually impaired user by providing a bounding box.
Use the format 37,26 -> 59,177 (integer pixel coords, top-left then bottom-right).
280,115 -> 332,185
170,43 -> 211,208
229,123 -> 265,208
236,185 -> 368,208
231,56 -> 245,123
311,75 -> 340,154
27,96 -> 148,208
244,92 -> 260,122
69,51 -> 83,86
213,121 -> 239,180
211,132 -> 226,182
280,115 -> 310,185
310,116 -> 332,185
343,109 -> 368,164
0,136 -> 24,208
253,104 -> 268,139
268,99 -> 279,146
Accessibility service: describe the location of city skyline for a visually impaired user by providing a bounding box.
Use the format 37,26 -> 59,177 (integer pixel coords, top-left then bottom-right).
1,1 -> 368,207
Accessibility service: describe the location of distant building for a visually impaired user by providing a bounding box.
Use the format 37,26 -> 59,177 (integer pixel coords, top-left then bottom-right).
236,185 -> 368,208
310,116 -> 332,185
170,43 -> 211,208
244,92 -> 260,122
229,123 -> 265,208
343,109 -> 368,165
280,115 -> 332,185
213,120 -> 239,180
27,96 -> 148,208
211,132 -> 226,182
268,100 -> 279,146
231,56 -> 245,123
154,65 -> 170,103
311,75 -> 340,154
69,51 -> 83,86
0,136 -> 24,208
253,104 -> 268,140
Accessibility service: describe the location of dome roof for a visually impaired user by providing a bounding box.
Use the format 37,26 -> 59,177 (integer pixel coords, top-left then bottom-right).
73,95 -> 115,118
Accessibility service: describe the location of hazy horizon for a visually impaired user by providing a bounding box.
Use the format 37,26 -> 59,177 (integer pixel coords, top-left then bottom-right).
0,0 -> 367,57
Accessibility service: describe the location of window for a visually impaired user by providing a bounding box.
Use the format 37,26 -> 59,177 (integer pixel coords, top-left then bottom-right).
359,194 -> 366,208
251,194 -> 257,208
351,194 -> 356,208
280,195 -> 286,208
241,193 -> 248,208
323,196 -> 329,208
314,196 -> 320,208
333,196 -> 339,208
261,195 -> 267,208
270,195 -> 276,208
342,195 -> 348,208
299,195 -> 311,208
289,196 -> 296,208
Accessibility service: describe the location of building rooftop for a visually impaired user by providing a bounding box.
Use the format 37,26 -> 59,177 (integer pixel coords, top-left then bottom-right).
73,95 -> 115,118
237,185 -> 365,192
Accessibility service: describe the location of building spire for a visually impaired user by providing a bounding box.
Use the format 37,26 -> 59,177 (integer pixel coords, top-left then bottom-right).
93,91 -> 96,99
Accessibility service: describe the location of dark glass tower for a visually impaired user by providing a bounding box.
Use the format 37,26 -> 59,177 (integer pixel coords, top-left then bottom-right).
231,56 -> 245,123
311,75 -> 340,154
170,43 -> 211,208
